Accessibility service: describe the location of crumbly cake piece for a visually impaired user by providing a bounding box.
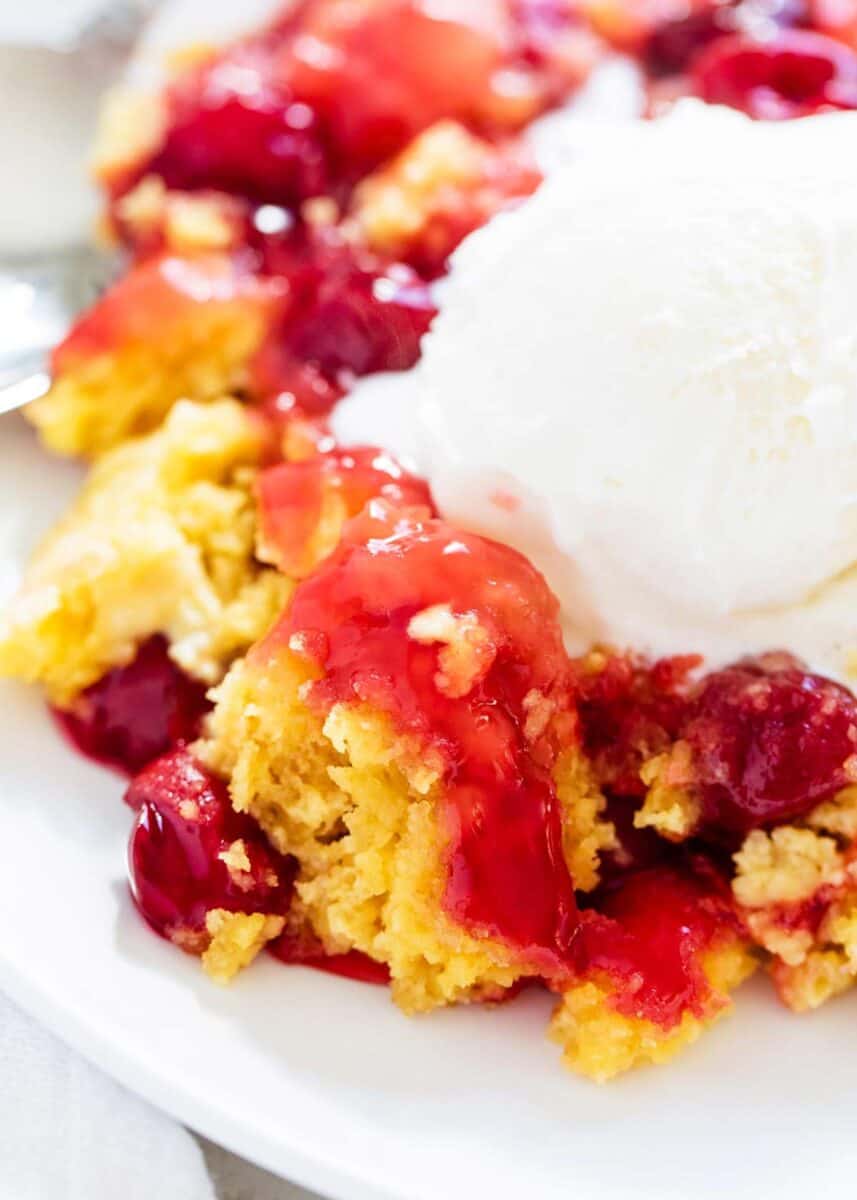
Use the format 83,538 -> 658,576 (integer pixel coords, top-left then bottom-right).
27,255 -> 276,459
202,910 -> 287,983
198,507 -> 756,1081
201,504 -> 614,1016
732,788 -> 857,1010
550,939 -> 756,1083
203,651 -> 535,1012
0,399 -> 290,704
349,119 -> 540,271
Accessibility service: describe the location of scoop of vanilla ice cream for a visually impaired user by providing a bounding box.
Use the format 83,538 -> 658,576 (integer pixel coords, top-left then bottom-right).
415,103 -> 857,682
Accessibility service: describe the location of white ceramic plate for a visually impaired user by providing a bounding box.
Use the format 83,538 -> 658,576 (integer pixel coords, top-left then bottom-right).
2,410 -> 857,1200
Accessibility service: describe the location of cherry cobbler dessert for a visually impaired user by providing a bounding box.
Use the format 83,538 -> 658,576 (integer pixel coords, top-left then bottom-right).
4,0 -> 857,1083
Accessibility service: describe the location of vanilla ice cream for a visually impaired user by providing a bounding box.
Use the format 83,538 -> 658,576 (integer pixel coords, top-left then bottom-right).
409,104 -> 857,682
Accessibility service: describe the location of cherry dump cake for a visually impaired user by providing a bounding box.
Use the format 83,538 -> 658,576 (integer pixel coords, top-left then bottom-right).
4,0 -> 857,1083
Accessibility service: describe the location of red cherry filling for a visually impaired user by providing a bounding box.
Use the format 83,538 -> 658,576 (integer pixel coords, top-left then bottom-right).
148,40 -> 330,205
256,445 -> 434,575
282,262 -> 435,379
117,0 -> 592,210
269,925 -> 391,984
643,0 -> 806,76
258,505 -> 580,976
127,749 -> 293,949
251,231 -> 437,404
574,652 -> 700,797
51,252 -> 279,374
691,29 -> 857,115
53,637 -> 210,776
577,859 -> 738,1028
681,654 -> 857,835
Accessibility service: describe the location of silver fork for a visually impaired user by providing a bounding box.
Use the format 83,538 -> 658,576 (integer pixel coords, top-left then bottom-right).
0,2 -> 156,416
0,247 -> 123,414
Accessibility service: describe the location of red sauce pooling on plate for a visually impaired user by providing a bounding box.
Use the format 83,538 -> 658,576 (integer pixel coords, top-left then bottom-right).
53,636 -> 210,776
270,928 -> 391,984
257,505 -> 580,977
126,749 -> 293,948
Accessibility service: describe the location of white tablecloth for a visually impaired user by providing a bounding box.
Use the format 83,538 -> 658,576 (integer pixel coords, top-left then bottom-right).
1,988 -> 317,1200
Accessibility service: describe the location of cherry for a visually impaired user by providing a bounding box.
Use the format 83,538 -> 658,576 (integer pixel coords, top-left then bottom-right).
685,654 -> 857,834
53,637 -> 210,776
127,749 -> 293,949
692,29 -> 857,116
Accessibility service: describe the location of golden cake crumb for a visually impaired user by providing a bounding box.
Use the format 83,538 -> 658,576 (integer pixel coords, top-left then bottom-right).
91,88 -> 167,184
352,121 -> 501,257
0,400 -> 290,704
733,827 -> 845,909
554,747 -> 614,893
731,790 -> 857,1005
202,651 -> 530,1012
116,176 -> 241,253
636,743 -> 700,840
28,256 -> 274,459
806,785 -> 857,840
407,603 -> 496,698
772,948 -> 856,1012
548,940 -> 757,1082
202,909 -> 286,983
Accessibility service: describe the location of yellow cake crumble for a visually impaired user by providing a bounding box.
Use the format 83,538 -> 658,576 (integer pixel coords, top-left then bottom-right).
201,649 -> 532,1014
732,788 -> 857,1006
28,255 -> 276,459
350,120 -> 538,266
202,909 -> 286,984
0,400 -> 290,704
115,175 -> 243,254
91,88 -> 167,185
636,743 -> 700,840
549,940 -> 757,1083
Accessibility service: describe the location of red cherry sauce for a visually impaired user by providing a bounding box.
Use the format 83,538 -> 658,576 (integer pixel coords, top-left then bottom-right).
681,654 -> 857,836
643,0 -> 806,77
253,505 -> 580,979
574,652 -> 700,797
691,28 -> 857,115
51,252 -> 281,373
256,445 -> 434,576
127,749 -> 293,950
269,925 -> 391,985
252,228 -> 437,401
274,0 -> 586,180
111,0 -> 592,209
577,859 -> 739,1027
53,636 -> 210,776
147,37 -> 330,206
